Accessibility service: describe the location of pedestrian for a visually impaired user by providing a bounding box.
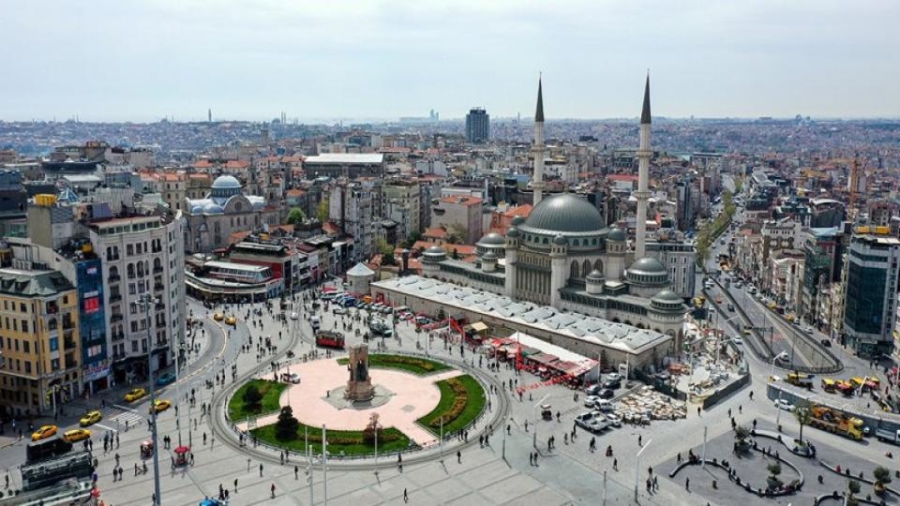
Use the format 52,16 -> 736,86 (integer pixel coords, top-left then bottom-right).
638,435 -> 642,447
234,478 -> 238,492
295,465 -> 299,480
739,405 -> 742,414
134,463 -> 139,476
529,452 -> 533,466
653,475 -> 658,490
457,450 -> 461,464
685,477 -> 690,491
697,406 -> 701,417
507,424 -> 511,435
271,483 -> 276,498
259,463 -> 264,477
613,458 -> 618,471
749,391 -> 754,401
727,408 -> 732,417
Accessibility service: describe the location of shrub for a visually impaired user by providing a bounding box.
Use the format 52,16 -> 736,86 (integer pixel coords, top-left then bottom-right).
429,378 -> 469,427
243,385 -> 262,410
275,406 -> 299,441
874,466 -> 892,485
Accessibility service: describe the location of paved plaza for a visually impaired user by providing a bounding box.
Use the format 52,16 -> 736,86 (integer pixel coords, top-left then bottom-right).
236,359 -> 465,448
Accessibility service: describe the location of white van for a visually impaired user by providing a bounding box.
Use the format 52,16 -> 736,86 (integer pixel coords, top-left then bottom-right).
310,316 -> 321,331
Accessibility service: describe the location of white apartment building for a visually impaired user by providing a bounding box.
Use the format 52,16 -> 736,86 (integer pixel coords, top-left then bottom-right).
90,213 -> 186,383
382,180 -> 421,242
330,183 -> 375,264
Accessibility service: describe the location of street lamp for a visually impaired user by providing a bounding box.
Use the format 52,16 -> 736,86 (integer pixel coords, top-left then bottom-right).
139,294 -> 163,506
634,438 -> 652,501
532,393 -> 550,450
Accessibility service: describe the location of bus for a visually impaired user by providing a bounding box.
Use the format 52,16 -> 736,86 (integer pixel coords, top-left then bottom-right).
26,436 -> 73,464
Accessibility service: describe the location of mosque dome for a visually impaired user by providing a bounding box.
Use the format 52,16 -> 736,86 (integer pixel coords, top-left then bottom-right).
552,234 -> 567,245
422,246 -> 447,264
586,269 -> 604,282
482,251 -> 498,261
626,257 -> 669,286
520,194 -> 604,234
506,226 -> 520,238
608,227 -> 626,242
651,289 -> 685,311
511,216 -> 526,227
204,204 -> 225,214
212,175 -> 242,190
477,233 -> 506,247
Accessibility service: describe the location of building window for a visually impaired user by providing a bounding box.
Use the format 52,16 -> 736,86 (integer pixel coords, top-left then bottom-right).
131,341 -> 138,353
51,358 -> 60,371
21,321 -> 27,333
24,361 -> 30,374
49,337 -> 58,351
22,340 -> 29,353
127,244 -> 134,256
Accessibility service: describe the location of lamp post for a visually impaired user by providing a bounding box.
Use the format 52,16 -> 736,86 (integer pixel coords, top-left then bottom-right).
140,294 -> 162,506
532,393 -> 550,450
634,438 -> 652,501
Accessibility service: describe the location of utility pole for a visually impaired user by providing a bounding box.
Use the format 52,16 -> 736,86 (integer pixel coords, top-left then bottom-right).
140,294 -> 162,505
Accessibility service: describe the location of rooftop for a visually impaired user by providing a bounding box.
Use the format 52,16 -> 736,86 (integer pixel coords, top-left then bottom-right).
373,275 -> 671,354
304,154 -> 384,165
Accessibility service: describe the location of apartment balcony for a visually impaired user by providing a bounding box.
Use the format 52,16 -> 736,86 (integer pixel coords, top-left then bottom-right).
47,319 -> 58,331
155,302 -> 165,311
112,331 -> 125,342
112,352 -> 126,362
62,320 -> 75,330
154,339 -> 169,349
64,354 -> 78,370
108,274 -> 121,283
64,339 -> 77,351
63,328 -> 75,340
110,313 -> 124,323
154,283 -> 165,292
153,266 -> 164,274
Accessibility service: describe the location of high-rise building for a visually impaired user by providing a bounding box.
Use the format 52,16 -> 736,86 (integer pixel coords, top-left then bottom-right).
843,233 -> 900,357
465,108 -> 490,144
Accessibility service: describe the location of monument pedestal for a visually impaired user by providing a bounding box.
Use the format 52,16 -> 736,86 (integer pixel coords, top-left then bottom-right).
345,344 -> 376,402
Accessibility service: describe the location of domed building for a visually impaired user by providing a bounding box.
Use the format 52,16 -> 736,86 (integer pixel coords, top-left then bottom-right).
184,175 -> 281,252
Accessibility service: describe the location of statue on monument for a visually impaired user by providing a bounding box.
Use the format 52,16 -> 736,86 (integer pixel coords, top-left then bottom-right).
345,343 -> 375,402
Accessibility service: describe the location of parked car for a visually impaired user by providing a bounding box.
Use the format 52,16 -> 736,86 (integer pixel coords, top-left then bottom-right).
333,307 -> 348,315
820,339 -> 832,348
605,373 -> 622,383
584,396 -> 600,408
585,384 -> 603,396
596,388 -> 615,400
595,400 -> 615,412
290,312 -> 299,320
156,372 -> 176,387
606,413 -> 623,427
574,412 -> 609,433
602,379 -> 621,390
774,398 -> 794,412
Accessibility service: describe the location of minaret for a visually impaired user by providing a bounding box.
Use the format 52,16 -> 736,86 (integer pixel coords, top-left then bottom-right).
532,76 -> 546,206
634,74 -> 652,258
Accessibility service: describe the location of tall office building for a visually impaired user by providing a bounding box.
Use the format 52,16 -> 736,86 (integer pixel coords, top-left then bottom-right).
465,108 -> 490,144
843,233 -> 900,357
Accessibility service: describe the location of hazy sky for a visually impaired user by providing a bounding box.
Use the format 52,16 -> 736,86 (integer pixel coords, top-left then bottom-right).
1,0 -> 896,122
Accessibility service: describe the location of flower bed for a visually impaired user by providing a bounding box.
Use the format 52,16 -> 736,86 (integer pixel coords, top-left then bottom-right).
228,380 -> 288,421
251,421 -> 411,456
417,374 -> 485,435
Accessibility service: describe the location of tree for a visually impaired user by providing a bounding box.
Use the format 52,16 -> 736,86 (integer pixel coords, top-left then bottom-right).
362,413 -> 383,445
793,400 -> 812,442
242,384 -> 262,411
766,462 -> 782,488
275,405 -> 299,441
402,231 -> 422,249
733,425 -> 751,455
286,207 -> 306,225
874,466 -> 891,495
316,198 -> 330,224
847,479 -> 861,500
451,248 -> 460,260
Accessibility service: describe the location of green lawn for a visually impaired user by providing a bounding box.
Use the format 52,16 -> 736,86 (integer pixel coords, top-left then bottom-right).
251,422 -> 411,456
336,354 -> 451,375
228,380 -> 288,421
417,374 -> 486,436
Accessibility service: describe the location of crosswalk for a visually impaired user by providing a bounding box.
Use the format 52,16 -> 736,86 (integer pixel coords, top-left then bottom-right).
94,405 -> 144,432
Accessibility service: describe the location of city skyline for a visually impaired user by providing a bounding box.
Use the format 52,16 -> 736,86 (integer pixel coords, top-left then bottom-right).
1,0 -> 897,122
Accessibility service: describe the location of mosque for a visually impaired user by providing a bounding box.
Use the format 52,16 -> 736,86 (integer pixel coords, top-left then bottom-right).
412,76 -> 688,351
183,175 -> 281,252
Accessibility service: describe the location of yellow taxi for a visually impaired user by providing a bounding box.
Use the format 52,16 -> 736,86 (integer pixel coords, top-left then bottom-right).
149,399 -> 172,414
225,316 -> 237,326
63,429 -> 91,443
125,388 -> 147,402
80,410 -> 103,427
213,312 -> 225,321
31,425 -> 58,441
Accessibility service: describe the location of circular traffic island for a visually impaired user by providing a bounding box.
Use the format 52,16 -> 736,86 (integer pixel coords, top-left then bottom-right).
233,350 -> 486,458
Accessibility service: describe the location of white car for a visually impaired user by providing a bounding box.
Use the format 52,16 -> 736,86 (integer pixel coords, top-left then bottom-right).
732,336 -> 743,345
290,312 -> 299,320
606,413 -> 622,427
774,399 -> 794,412
584,396 -> 600,408
605,373 -> 622,383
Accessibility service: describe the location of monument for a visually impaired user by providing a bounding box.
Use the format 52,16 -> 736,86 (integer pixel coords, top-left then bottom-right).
345,343 -> 376,402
